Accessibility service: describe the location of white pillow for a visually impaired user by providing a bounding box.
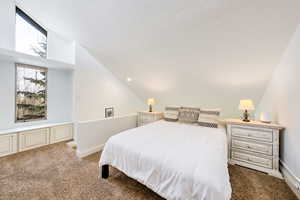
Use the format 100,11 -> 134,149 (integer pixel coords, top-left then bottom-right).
164,110 -> 179,120
198,109 -> 221,128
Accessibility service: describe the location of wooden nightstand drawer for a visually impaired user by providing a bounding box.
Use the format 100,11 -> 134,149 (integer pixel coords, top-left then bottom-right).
232,138 -> 272,155
141,115 -> 154,122
232,150 -> 272,169
232,127 -> 273,142
138,111 -> 163,127
226,119 -> 284,178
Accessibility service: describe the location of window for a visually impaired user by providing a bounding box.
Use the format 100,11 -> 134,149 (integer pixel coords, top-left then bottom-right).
16,64 -> 47,122
15,7 -> 47,58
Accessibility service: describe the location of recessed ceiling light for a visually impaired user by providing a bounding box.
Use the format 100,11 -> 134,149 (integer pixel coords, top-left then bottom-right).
127,77 -> 132,82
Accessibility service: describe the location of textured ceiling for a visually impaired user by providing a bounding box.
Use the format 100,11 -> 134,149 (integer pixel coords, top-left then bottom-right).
17,0 -> 300,117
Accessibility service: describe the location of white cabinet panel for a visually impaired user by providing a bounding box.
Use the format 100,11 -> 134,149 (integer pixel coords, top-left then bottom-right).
226,119 -> 284,178
232,150 -> 272,169
0,134 -> 17,157
232,138 -> 273,155
50,124 -> 73,144
138,112 -> 163,127
19,128 -> 49,152
232,127 -> 273,142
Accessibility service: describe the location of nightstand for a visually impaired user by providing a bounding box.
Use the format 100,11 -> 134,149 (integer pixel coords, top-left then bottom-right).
137,111 -> 163,127
225,119 -> 284,178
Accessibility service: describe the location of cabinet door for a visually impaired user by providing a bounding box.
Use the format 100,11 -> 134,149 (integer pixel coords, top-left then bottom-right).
50,124 -> 73,144
141,114 -> 154,123
0,134 -> 17,157
19,128 -> 49,152
137,113 -> 145,127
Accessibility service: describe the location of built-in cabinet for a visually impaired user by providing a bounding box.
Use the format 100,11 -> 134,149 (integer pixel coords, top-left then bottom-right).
50,124 -> 73,144
19,128 -> 50,152
0,123 -> 73,158
0,134 -> 17,157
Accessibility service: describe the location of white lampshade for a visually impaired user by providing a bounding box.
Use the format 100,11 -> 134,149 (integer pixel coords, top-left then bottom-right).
260,112 -> 271,123
147,98 -> 155,106
239,99 -> 255,110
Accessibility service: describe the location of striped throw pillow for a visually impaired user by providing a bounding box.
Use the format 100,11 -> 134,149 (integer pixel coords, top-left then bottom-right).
178,108 -> 200,123
198,109 -> 221,128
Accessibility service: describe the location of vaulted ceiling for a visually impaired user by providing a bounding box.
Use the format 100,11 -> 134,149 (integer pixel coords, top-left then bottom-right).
17,0 -> 300,117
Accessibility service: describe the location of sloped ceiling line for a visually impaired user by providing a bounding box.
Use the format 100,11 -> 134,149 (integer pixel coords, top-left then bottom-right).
17,0 -> 300,117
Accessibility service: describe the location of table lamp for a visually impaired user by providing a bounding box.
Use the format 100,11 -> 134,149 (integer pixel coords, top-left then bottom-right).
239,99 -> 255,122
147,98 -> 155,112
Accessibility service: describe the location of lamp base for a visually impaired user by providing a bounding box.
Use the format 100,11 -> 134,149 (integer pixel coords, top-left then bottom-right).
242,110 -> 250,122
149,105 -> 152,112
242,119 -> 250,122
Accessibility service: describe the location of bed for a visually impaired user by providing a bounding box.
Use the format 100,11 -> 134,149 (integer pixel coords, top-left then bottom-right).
99,120 -> 232,200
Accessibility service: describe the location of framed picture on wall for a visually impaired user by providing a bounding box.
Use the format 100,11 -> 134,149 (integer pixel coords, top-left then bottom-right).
105,107 -> 114,118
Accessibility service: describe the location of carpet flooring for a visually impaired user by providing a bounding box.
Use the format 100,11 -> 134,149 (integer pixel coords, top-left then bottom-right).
0,142 -> 297,200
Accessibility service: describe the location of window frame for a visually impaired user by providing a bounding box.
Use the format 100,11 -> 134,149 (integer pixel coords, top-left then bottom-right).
15,63 -> 48,123
15,6 -> 48,58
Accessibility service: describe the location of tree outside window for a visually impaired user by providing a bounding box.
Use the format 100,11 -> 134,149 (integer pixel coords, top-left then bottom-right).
15,7 -> 47,58
16,64 -> 47,122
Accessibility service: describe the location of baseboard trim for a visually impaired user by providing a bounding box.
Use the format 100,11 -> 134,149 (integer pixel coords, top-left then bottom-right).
76,144 -> 104,158
66,141 -> 77,148
280,160 -> 300,199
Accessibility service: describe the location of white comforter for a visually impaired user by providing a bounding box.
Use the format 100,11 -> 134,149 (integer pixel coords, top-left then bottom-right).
99,120 -> 232,200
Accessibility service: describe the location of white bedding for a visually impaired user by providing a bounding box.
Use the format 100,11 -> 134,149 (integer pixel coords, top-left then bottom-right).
99,120 -> 231,200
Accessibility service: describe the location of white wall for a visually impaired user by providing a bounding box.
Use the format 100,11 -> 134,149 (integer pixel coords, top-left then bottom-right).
76,114 -> 137,157
73,44 -> 146,149
74,44 -> 145,122
0,0 -> 75,131
0,0 -> 15,50
47,69 -> 74,123
0,0 -> 145,147
17,0 -> 300,119
0,0 -> 76,65
0,61 -> 74,130
256,24 -> 300,180
47,31 -> 75,64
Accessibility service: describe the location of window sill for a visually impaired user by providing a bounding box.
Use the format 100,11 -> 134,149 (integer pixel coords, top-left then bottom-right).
0,48 -> 75,70
0,122 -> 73,135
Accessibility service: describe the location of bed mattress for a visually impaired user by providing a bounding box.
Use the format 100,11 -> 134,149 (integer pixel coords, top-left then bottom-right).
99,120 -> 231,200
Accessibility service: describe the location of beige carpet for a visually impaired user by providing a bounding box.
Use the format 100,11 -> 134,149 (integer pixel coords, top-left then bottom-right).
0,142 -> 296,200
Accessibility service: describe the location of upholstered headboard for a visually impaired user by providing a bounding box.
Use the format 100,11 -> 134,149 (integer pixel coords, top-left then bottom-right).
164,106 -> 221,128
165,106 -> 180,111
180,106 -> 201,112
